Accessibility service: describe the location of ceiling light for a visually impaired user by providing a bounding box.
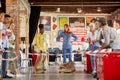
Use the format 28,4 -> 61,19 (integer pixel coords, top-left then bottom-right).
30,2 -> 34,5
56,8 -> 60,12
97,7 -> 102,12
77,8 -> 82,13
0,0 -> 1,7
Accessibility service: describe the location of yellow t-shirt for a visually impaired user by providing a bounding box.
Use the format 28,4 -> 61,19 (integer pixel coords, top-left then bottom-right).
36,33 -> 46,50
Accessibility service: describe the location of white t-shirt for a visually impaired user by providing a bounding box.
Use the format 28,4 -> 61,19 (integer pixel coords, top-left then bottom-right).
81,42 -> 89,50
9,32 -> 15,49
116,29 -> 120,37
87,30 -> 98,41
1,23 -> 9,49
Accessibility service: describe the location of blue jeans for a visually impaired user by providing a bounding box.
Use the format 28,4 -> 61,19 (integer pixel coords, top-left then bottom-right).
1,49 -> 8,77
90,56 -> 96,72
62,48 -> 72,63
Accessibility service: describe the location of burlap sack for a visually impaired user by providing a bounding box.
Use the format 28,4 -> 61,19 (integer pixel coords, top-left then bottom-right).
59,62 -> 75,72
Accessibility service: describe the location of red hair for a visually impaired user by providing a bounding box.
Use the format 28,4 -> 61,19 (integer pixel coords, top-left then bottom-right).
64,24 -> 71,34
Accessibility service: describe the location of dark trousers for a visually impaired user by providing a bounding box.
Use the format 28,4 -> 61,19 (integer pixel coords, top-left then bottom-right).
1,51 -> 8,77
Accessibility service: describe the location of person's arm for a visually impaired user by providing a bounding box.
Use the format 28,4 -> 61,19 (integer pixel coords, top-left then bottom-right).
44,34 -> 50,52
117,30 -> 120,37
0,30 -> 2,44
71,32 -> 78,41
9,33 -> 15,44
87,37 -> 91,44
6,36 -> 9,49
0,30 -> 2,49
86,31 -> 91,44
56,32 -> 63,41
0,30 -> 2,39
99,30 -> 110,50
0,23 -> 2,48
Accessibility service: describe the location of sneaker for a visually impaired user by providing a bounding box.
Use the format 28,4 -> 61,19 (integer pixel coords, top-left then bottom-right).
92,70 -> 96,75
7,73 -> 15,78
16,74 -> 25,78
2,75 -> 13,78
93,73 -> 97,78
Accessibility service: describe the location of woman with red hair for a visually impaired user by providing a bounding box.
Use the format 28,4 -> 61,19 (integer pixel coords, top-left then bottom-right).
57,24 -> 78,63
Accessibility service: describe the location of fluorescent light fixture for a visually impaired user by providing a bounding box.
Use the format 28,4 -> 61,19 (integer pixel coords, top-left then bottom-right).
56,8 -> 60,12
0,0 -> 1,7
97,7 -> 102,12
77,8 -> 82,13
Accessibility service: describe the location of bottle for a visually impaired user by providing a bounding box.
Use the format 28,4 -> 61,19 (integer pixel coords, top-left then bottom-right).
22,41 -> 26,53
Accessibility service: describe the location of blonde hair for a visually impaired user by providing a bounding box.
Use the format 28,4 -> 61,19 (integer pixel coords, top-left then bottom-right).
10,17 -> 14,23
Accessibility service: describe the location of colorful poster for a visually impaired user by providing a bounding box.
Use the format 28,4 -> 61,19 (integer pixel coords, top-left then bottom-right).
69,17 -> 85,28
69,17 -> 86,45
59,17 -> 68,29
39,16 -> 51,31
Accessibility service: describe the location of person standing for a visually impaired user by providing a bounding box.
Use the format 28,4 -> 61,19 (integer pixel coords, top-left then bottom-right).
56,24 -> 78,63
6,17 -> 23,77
0,12 -> 4,48
87,22 -> 99,76
98,18 -> 120,52
114,20 -> 120,37
0,12 -> 4,79
1,13 -> 12,78
87,23 -> 98,48
34,24 -> 48,73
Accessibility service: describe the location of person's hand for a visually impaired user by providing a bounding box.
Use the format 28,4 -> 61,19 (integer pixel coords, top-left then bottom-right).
0,50 -> 3,54
57,39 -> 60,42
0,48 -> 4,54
98,47 -> 102,51
57,40 -> 60,42
71,41 -> 73,43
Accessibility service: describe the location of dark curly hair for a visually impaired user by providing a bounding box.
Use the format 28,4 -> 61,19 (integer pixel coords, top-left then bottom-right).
38,24 -> 44,29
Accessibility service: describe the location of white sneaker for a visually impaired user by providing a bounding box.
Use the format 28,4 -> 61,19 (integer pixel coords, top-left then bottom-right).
16,74 -> 25,78
92,70 -> 96,74
7,73 -> 16,78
